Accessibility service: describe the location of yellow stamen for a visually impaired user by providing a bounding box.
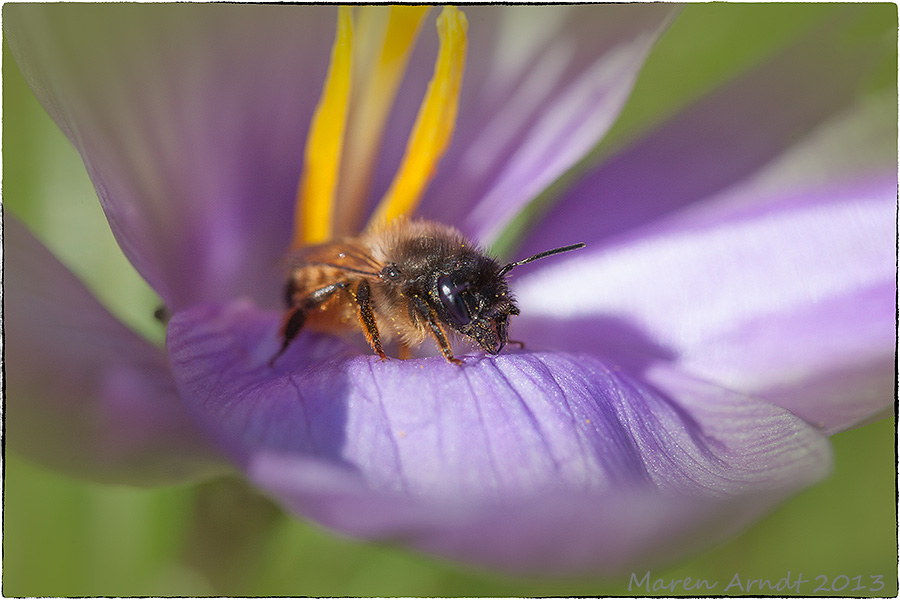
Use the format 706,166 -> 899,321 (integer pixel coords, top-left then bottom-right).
293,6 -> 354,248
367,6 -> 468,229
335,6 -> 430,236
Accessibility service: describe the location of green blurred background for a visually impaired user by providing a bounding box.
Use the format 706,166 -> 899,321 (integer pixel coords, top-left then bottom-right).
4,4 -> 897,596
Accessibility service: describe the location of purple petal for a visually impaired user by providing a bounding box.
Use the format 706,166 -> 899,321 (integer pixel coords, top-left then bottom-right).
461,29 -> 665,245
523,16 -> 891,255
514,174 -> 895,435
510,18 -> 896,435
168,300 -> 830,572
363,5 -> 675,237
4,4 -> 337,310
5,214 -> 227,484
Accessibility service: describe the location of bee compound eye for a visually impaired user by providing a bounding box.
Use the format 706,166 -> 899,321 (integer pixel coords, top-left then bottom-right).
437,274 -> 472,327
381,264 -> 401,280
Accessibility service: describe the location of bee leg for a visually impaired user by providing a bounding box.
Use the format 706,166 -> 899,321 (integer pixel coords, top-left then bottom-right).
508,340 -> 525,349
397,341 -> 413,360
355,279 -> 388,361
284,278 -> 298,307
270,307 -> 308,365
412,297 -> 462,365
271,282 -> 348,365
428,320 -> 462,365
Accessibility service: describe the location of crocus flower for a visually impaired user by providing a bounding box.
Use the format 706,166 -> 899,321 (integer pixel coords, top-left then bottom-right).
5,4 -> 895,576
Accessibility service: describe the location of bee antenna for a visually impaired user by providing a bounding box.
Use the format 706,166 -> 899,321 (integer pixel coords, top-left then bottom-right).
499,242 -> 585,276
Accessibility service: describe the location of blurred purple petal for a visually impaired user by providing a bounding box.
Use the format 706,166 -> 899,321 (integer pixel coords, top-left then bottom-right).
248,453 -> 822,574
511,16 -> 896,435
461,27 -> 665,245
524,15 -> 891,254
168,300 -> 830,572
4,4 -> 337,310
366,5 -> 675,233
4,214 -> 227,484
515,172 -> 895,434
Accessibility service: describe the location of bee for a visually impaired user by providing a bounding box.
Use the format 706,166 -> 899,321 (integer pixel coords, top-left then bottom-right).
274,219 -> 584,365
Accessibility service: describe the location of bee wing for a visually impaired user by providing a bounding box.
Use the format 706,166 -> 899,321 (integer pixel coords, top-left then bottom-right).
284,241 -> 384,278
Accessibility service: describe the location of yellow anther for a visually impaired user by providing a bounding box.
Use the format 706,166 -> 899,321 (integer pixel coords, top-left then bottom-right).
367,6 -> 468,229
335,6 -> 430,236
293,6 -> 354,247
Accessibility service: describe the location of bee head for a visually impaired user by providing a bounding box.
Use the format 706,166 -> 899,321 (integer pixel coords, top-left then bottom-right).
432,256 -> 519,354
430,241 -> 584,354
